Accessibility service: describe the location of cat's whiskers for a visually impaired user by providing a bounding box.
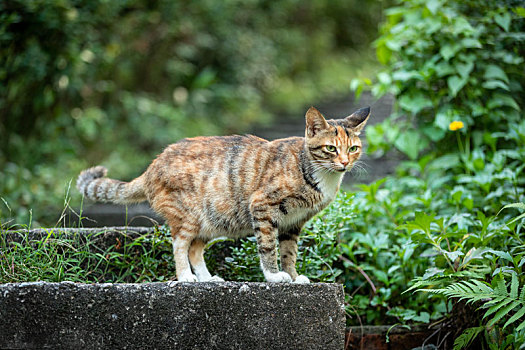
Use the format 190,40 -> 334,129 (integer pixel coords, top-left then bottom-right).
348,160 -> 369,179
310,160 -> 338,172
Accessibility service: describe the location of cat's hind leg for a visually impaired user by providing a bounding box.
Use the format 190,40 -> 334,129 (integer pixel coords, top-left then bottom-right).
188,239 -> 224,282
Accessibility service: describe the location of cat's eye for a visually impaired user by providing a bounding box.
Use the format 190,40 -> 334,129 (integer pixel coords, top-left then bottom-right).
325,145 -> 337,152
349,146 -> 359,153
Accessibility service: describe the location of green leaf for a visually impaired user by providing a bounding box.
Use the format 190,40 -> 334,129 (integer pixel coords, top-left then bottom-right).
398,93 -> 433,114
484,297 -> 513,318
413,212 -> 434,235
435,62 -> 455,77
426,0 -> 442,14
350,79 -> 364,99
508,213 -> 525,225
499,202 -> 525,213
461,248 -> 494,268
376,40 -> 392,65
460,38 -> 482,49
422,267 -> 444,279
518,319 -> 525,332
514,7 -> 525,18
484,65 -> 510,84
413,312 -> 430,323
455,61 -> 474,79
392,70 -> 418,82
453,327 -> 484,350
377,72 -> 392,85
440,44 -> 460,61
394,130 -> 423,160
487,94 -> 520,111
511,273 -> 519,299
503,305 -> 525,329
495,12 -> 511,32
490,250 -> 513,262
374,269 -> 389,285
444,250 -> 464,262
482,80 -> 510,91
487,300 -> 521,327
448,75 -> 468,97
191,67 -> 217,89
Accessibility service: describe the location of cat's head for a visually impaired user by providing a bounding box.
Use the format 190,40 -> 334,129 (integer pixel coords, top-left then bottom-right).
304,106 -> 370,173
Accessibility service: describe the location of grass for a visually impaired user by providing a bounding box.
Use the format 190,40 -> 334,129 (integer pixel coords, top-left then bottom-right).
0,199 -> 345,285
0,226 -> 177,284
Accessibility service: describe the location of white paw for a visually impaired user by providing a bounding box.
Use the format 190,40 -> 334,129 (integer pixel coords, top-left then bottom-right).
201,275 -> 225,282
294,275 -> 310,284
264,271 -> 293,283
178,272 -> 199,282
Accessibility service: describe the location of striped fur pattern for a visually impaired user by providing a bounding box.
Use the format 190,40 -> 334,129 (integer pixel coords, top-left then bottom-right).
77,106 -> 370,283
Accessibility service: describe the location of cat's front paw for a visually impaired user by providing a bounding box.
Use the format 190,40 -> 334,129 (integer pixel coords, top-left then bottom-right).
264,271 -> 293,283
202,275 -> 225,282
293,275 -> 310,284
177,272 -> 199,282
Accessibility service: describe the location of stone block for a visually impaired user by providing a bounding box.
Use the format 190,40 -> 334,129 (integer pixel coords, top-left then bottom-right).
0,281 -> 345,349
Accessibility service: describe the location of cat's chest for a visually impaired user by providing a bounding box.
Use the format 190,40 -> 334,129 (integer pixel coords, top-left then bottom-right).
314,171 -> 344,201
281,172 -> 343,228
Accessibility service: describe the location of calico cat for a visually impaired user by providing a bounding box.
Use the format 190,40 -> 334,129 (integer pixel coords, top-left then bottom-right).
76,106 -> 370,283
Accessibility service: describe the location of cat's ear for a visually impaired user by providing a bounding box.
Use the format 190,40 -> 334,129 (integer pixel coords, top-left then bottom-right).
305,107 -> 330,137
344,106 -> 370,135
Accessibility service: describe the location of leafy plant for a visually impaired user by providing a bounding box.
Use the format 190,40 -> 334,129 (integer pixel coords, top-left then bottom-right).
348,1 -> 525,345
353,0 -> 525,160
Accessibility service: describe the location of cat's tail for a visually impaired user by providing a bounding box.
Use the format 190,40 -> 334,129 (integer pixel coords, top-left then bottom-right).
76,166 -> 147,204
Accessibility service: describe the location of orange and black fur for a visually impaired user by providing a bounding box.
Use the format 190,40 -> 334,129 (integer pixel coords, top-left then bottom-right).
77,107 -> 370,282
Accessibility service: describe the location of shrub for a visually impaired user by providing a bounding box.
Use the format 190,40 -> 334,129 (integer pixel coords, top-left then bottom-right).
352,0 -> 525,159
349,0 -> 525,347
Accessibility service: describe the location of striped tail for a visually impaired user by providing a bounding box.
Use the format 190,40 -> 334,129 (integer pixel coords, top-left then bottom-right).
76,166 -> 147,204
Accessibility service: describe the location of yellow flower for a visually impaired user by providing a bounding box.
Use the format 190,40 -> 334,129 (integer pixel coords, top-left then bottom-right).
449,121 -> 464,131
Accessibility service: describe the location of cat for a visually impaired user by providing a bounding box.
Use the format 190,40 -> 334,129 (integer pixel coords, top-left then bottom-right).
76,106 -> 370,283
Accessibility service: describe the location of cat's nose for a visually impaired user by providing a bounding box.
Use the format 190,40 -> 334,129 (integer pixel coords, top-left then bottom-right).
341,160 -> 349,167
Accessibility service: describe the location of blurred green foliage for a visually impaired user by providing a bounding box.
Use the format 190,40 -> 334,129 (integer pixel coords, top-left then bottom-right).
352,0 -> 525,159
0,0 -> 385,225
348,0 -> 525,346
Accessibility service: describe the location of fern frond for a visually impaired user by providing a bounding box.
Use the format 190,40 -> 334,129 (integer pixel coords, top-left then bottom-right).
405,278 -> 444,294
424,277 -> 525,331
503,306 -> 525,329
517,318 -> 525,332
419,275 -> 525,331
429,280 -> 494,303
453,327 -> 484,350
510,273 -> 519,299
494,277 -> 508,295
484,297 -> 514,314
487,300 -> 521,327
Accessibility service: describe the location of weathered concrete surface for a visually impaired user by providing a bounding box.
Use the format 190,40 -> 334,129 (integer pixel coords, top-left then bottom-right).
68,203 -> 164,227
0,282 -> 345,349
5,226 -> 152,246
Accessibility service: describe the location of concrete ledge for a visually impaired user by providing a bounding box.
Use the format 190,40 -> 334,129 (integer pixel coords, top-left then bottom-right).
5,226 -> 153,247
0,281 -> 345,349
